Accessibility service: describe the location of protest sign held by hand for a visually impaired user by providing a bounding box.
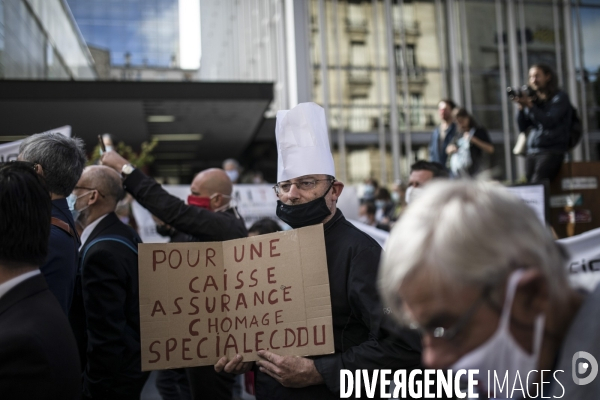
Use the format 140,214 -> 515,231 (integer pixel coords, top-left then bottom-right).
138,224 -> 334,371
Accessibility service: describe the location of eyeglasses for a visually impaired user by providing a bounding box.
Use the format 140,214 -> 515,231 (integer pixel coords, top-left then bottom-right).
409,285 -> 492,341
272,179 -> 334,195
74,186 -> 105,198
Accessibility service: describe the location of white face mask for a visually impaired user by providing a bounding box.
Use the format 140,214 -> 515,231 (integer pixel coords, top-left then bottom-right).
225,170 -> 239,182
405,186 -> 423,204
211,193 -> 241,219
451,270 -> 545,398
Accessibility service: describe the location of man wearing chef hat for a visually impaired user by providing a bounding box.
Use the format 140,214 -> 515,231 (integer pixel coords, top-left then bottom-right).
216,102 -> 422,399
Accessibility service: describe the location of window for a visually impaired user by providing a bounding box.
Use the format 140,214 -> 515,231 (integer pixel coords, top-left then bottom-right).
395,44 -> 416,71
410,93 -> 424,127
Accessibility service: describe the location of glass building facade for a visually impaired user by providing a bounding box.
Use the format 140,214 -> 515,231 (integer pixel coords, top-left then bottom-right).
1,0 -> 599,184
306,0 -> 600,183
0,0 -> 96,79
66,0 -> 180,68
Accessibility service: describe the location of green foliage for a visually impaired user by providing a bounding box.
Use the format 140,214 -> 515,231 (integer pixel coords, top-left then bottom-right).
88,139 -> 159,167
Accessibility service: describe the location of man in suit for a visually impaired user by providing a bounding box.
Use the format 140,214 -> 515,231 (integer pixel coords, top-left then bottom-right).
0,161 -> 81,399
71,165 -> 149,400
19,132 -> 87,314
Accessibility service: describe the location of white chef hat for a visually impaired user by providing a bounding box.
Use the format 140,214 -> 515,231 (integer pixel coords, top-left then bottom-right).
275,102 -> 335,183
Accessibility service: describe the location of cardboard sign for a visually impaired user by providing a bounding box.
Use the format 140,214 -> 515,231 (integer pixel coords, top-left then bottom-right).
561,177 -> 598,191
138,225 -> 334,371
550,194 -> 583,208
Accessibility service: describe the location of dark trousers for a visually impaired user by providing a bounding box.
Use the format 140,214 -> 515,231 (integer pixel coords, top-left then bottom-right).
156,369 -> 192,400
526,152 -> 564,183
185,365 -> 235,400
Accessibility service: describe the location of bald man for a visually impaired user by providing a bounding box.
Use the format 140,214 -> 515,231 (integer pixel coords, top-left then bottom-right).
101,152 -> 247,400
69,166 -> 149,399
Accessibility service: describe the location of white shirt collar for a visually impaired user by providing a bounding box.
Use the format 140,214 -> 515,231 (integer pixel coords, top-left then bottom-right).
0,270 -> 41,301
79,213 -> 109,251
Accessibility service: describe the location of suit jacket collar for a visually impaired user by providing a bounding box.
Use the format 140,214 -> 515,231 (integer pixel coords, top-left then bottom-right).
86,212 -> 121,244
52,198 -> 81,244
0,274 -> 48,317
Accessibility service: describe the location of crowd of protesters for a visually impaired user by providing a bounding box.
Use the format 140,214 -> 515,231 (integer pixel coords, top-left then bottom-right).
0,63 -> 593,400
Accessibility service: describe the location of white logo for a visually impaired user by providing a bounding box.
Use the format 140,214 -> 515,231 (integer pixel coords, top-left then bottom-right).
572,351 -> 598,385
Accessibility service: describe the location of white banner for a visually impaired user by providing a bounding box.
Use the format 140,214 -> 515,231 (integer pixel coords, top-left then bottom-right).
347,219 -> 389,247
0,141 -> 23,163
132,184 -> 280,243
505,184 -> 546,224
0,125 -> 72,162
131,183 -> 377,244
558,227 -> 600,292
231,184 -> 281,227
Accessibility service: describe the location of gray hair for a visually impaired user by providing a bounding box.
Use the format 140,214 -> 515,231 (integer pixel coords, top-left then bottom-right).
19,133 -> 87,197
379,180 -> 569,325
222,158 -> 239,169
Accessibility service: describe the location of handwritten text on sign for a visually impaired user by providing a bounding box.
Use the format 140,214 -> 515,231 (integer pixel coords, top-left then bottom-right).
138,224 -> 334,370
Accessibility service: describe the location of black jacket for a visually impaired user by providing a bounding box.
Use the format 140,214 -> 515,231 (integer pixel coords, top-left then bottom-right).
42,198 -> 80,314
123,168 -> 247,241
0,274 -> 81,400
255,210 -> 422,399
517,90 -> 572,154
123,168 -> 246,400
73,212 -> 149,400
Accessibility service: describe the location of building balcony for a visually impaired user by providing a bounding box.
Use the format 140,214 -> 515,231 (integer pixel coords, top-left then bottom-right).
396,66 -> 427,92
393,21 -> 420,40
345,18 -> 368,43
348,68 -> 373,98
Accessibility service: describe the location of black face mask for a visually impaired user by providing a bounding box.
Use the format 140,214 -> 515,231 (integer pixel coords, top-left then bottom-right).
276,184 -> 333,229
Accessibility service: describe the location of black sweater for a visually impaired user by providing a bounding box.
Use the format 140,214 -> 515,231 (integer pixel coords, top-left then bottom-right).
255,209 -> 422,399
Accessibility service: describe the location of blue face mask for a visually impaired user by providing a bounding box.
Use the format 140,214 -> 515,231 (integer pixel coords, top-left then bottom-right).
68,191 -> 92,222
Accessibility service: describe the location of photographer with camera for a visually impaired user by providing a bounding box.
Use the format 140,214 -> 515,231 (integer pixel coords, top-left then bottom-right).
512,64 -> 572,183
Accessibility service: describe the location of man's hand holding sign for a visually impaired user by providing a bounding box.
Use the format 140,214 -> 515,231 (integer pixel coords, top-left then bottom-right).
215,348 -> 324,388
255,349 -> 324,387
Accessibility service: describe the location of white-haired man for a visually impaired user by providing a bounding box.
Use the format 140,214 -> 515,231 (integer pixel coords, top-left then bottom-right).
216,102 -> 422,399
379,180 -> 598,398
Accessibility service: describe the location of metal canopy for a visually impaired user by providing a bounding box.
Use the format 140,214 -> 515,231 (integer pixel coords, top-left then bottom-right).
0,80 -> 273,179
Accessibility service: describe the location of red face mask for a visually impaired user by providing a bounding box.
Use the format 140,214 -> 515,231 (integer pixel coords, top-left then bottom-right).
187,195 -> 212,210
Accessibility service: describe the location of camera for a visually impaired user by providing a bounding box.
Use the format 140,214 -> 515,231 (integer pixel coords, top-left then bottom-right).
506,85 -> 537,100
